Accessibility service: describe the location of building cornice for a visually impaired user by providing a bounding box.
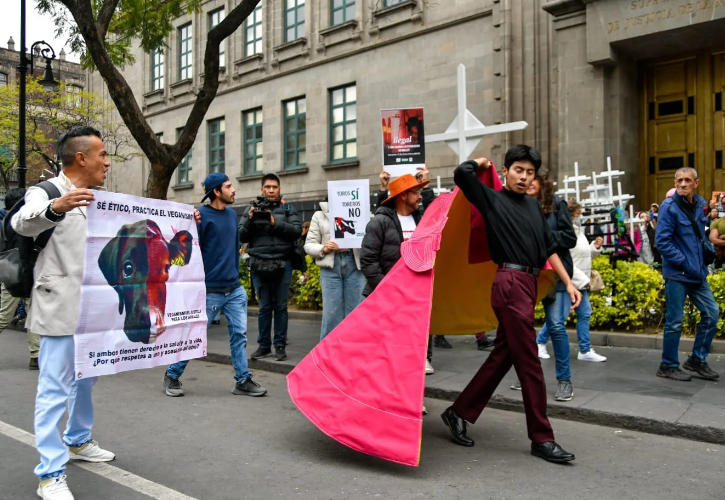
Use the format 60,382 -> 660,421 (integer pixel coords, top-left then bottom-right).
542,0 -> 586,17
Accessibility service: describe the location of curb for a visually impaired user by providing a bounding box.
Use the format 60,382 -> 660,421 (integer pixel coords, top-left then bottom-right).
244,308 -> 725,353
201,352 -> 725,447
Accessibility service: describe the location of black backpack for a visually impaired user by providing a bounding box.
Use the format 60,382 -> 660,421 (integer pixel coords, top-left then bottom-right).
0,181 -> 61,298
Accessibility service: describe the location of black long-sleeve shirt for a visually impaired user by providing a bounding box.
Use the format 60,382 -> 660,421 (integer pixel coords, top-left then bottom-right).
453,160 -> 557,269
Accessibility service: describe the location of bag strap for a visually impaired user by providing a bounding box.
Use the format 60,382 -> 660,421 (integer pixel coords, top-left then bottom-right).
673,197 -> 704,242
32,181 -> 63,253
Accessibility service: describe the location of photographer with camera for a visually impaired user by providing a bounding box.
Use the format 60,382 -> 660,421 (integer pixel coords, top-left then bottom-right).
241,174 -> 302,362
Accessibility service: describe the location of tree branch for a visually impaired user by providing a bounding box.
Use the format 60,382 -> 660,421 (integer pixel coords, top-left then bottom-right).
96,0 -> 121,39
174,0 -> 260,161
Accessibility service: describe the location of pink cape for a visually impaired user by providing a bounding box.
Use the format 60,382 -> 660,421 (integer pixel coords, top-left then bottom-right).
287,166 -> 554,466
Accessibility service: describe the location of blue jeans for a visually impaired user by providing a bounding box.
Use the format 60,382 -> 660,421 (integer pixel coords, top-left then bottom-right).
541,291 -> 572,382
252,262 -> 293,350
167,286 -> 251,382
320,253 -> 365,340
662,279 -> 719,367
538,289 -> 593,354
35,335 -> 98,479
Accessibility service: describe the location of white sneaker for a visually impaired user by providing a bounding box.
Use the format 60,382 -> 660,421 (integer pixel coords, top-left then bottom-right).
537,343 -> 550,359
425,360 -> 435,375
578,349 -> 607,362
69,440 -> 116,462
37,475 -> 74,500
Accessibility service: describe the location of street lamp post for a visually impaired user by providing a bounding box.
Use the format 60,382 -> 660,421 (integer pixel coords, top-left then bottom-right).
17,0 -> 59,189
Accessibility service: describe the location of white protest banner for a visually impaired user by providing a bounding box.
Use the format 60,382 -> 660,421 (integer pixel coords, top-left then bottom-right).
381,108 -> 425,177
74,191 -> 207,379
328,180 -> 370,249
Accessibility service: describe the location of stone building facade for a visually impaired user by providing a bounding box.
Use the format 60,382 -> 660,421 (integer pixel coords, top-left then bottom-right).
90,0 -> 725,211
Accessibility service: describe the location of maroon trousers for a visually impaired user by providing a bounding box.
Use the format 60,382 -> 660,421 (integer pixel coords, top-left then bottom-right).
452,269 -> 555,443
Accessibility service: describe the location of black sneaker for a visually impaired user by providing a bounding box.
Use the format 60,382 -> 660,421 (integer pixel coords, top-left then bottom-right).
275,346 -> 288,361
433,336 -> 453,349
232,376 -> 268,397
28,358 -> 39,370
554,380 -> 574,401
656,364 -> 692,381
250,348 -> 272,360
212,319 -> 221,325
163,374 -> 184,397
683,357 -> 720,380
477,335 -> 495,350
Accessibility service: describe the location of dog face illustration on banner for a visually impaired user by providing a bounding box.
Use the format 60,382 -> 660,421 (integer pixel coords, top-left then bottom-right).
334,217 -> 355,239
98,220 -> 193,344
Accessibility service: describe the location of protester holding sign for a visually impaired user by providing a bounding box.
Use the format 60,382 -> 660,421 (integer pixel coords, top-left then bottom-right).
11,126 -> 116,500
305,198 -> 365,340
164,173 -> 267,398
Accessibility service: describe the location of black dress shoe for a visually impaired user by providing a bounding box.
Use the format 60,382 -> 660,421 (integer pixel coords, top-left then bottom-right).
477,335 -> 495,350
531,441 -> 575,463
433,336 -> 453,349
441,407 -> 474,447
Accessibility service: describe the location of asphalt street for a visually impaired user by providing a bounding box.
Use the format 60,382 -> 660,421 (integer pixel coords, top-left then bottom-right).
1,330 -> 723,500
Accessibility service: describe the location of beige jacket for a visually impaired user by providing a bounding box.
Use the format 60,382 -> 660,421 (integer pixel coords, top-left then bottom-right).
11,173 -> 87,336
304,202 -> 362,269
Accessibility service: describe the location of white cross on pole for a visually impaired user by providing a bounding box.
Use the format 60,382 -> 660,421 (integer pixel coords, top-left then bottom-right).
427,64 -> 528,163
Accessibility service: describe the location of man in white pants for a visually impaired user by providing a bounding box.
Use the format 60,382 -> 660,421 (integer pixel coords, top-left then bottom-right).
12,126 -> 116,500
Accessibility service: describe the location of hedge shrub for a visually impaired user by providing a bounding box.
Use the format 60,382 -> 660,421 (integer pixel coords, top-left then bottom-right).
242,255 -> 725,339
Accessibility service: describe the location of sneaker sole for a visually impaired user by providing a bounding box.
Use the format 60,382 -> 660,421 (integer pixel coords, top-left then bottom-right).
275,356 -> 288,361
510,385 -> 522,391
531,450 -> 575,463
656,371 -> 692,381
578,357 -> 607,362
683,364 -> 719,381
165,390 -> 184,397
70,453 -> 115,463
251,352 -> 272,360
554,391 -> 574,402
232,388 -> 268,397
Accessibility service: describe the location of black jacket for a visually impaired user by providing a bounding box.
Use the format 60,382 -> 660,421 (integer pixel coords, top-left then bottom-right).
544,197 -> 577,293
239,202 -> 302,260
361,187 -> 436,296
360,206 -> 422,296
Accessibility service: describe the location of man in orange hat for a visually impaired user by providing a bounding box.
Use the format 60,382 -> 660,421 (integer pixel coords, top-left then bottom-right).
362,168 -> 436,377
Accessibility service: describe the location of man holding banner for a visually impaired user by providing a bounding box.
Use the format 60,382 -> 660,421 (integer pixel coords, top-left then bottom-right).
164,173 -> 267,398
12,127 -> 115,500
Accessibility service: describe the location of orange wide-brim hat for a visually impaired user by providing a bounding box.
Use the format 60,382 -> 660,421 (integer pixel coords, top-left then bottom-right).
382,174 -> 430,205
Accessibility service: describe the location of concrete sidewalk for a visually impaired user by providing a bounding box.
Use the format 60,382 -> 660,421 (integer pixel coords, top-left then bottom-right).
204,313 -> 725,446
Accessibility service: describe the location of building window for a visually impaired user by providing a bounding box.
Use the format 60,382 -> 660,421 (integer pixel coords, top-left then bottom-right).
329,85 -> 356,162
383,0 -> 404,6
284,0 -> 305,42
209,8 -> 225,67
151,49 -> 164,91
331,0 -> 355,25
178,23 -> 193,81
283,97 -> 306,170
0,73 -> 7,86
176,128 -> 192,185
66,85 -> 82,107
208,118 -> 225,174
244,2 -> 263,57
243,108 -> 264,175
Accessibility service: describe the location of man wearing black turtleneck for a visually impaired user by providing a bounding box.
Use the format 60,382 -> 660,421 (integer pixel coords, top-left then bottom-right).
440,145 -> 580,464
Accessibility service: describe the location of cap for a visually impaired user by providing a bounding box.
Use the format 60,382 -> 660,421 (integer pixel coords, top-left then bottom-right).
201,172 -> 230,202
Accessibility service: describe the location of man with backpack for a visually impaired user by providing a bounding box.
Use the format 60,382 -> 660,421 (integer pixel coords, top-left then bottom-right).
11,126 -> 115,500
655,167 -> 720,382
0,187 -> 39,369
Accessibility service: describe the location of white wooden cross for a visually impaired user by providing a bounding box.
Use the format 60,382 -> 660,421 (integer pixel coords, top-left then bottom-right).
427,64 -> 528,163
569,162 -> 590,202
555,176 -> 577,199
432,175 -> 451,195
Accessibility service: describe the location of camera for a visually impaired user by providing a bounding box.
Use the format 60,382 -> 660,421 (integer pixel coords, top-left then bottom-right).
250,196 -> 280,224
